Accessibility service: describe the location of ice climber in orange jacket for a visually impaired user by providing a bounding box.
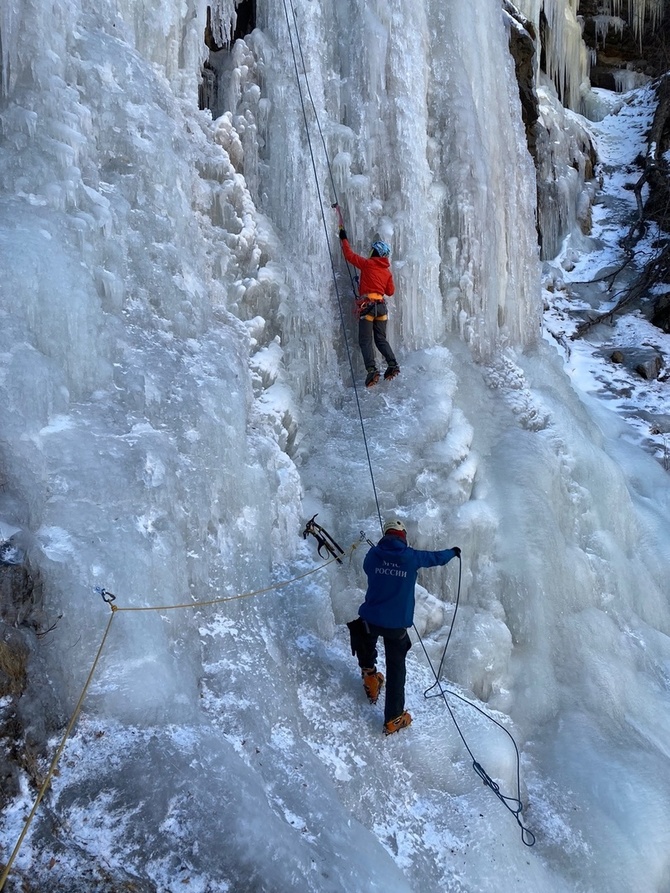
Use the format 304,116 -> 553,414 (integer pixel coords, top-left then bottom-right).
339,228 -> 400,387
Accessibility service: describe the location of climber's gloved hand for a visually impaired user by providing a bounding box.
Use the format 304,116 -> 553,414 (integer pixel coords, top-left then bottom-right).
451,546 -> 461,558
339,227 -> 347,241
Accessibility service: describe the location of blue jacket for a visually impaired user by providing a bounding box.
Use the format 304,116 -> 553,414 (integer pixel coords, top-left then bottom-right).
359,535 -> 458,629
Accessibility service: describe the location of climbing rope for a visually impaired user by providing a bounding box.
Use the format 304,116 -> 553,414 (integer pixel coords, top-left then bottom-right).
97,548 -> 349,613
413,557 -> 536,847
0,612 -> 116,892
282,4 -> 534,845
285,0 -> 361,301
281,0 -> 383,533
0,552 -> 346,891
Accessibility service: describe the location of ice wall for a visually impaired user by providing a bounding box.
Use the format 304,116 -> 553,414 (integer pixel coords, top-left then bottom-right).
0,0 -> 303,718
534,81 -> 597,259
516,0 -> 590,110
3,0 -> 670,891
234,0 -> 543,361
516,0 -> 665,106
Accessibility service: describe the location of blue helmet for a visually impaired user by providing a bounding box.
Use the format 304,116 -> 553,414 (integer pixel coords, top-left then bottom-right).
370,240 -> 391,258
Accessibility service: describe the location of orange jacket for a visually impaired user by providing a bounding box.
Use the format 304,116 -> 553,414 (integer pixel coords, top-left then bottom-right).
341,239 -> 395,298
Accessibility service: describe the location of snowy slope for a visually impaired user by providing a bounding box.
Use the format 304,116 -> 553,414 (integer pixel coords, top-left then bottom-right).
1,1 -> 670,892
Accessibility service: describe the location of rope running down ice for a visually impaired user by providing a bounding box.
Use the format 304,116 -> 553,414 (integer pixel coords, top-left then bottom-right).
284,0 -> 535,847
0,612 -> 115,892
413,557 -> 535,846
281,0 -> 383,533
0,552 -> 346,891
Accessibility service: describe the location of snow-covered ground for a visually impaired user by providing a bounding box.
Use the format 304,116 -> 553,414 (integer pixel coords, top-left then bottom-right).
545,84 -> 670,463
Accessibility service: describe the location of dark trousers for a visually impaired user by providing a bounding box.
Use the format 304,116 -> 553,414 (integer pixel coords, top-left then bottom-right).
348,618 -> 412,723
358,316 -> 397,372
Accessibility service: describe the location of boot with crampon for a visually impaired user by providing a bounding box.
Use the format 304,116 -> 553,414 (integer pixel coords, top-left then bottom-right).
383,711 -> 412,736
365,368 -> 380,388
361,667 -> 384,704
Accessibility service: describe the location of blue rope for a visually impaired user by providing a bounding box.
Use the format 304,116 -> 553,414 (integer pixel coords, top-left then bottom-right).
416,558 -> 536,846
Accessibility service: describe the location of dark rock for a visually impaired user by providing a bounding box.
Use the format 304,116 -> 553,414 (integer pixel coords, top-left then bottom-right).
651,290 -> 670,333
589,66 -> 617,91
0,560 -> 41,626
605,346 -> 664,380
0,554 -> 56,810
635,356 -> 663,380
579,0 -> 668,79
503,1 -> 540,162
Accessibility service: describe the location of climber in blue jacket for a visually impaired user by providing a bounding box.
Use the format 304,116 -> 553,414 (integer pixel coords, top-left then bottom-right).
347,519 -> 460,736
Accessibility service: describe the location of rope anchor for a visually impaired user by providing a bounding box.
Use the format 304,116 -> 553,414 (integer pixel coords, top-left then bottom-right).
302,514 -> 345,564
95,586 -> 116,606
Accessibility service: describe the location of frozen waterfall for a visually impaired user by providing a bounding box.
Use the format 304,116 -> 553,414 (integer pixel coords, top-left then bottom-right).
1,1 -> 670,892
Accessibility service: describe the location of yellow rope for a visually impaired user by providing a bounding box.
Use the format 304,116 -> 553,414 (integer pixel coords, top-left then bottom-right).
112,549 -> 349,613
0,545 -> 354,889
0,611 -> 116,891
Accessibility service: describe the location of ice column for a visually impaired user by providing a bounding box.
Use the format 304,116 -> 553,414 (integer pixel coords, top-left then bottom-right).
516,0 -> 589,110
252,0 -> 541,362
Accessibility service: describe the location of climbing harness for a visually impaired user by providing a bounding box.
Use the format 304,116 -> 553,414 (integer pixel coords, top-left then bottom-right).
302,514 -> 345,563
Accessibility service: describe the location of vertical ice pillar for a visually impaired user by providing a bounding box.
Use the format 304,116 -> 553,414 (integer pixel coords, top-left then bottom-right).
515,0 -> 590,110
428,0 -> 542,355
253,0 -> 542,367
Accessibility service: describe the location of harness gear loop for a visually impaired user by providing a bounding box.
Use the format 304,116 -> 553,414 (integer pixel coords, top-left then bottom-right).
302,514 -> 345,564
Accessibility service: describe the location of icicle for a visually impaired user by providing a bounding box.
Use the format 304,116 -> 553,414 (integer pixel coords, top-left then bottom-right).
517,0 -> 664,107
593,15 -> 626,48
596,0 -> 665,50
612,66 -> 650,91
0,0 -> 20,96
0,104 -> 37,137
208,0 -> 239,49
629,0 -> 666,49
516,0 -> 589,111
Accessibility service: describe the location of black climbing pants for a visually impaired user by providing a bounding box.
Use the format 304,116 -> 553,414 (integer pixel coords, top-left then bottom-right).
358,315 -> 397,372
347,617 -> 412,723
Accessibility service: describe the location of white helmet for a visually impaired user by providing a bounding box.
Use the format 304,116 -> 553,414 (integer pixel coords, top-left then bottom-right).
383,519 -> 407,535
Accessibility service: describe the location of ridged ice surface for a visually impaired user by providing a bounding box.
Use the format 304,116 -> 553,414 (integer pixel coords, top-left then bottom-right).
1,2 -> 669,891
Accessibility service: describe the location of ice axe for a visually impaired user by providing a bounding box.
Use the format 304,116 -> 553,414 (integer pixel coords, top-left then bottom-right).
302,514 -> 345,564
332,202 -> 345,230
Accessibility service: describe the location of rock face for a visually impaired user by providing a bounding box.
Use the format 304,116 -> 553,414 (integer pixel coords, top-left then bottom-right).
651,290 -> 670,333
0,554 -> 40,626
504,1 -> 597,260
579,0 -> 665,81
504,0 -> 540,163
0,553 -> 53,807
634,75 -> 670,334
